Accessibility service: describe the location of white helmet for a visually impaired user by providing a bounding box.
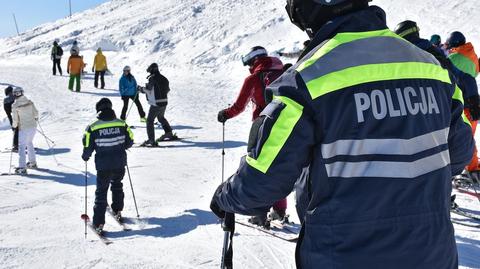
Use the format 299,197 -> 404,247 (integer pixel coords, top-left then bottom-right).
123,65 -> 131,72
13,87 -> 24,97
70,48 -> 79,55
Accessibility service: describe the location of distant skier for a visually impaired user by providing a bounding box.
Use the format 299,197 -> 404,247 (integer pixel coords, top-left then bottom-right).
11,87 -> 38,174
82,98 -> 134,233
51,40 -> 63,76
217,46 -> 286,227
119,66 -> 146,122
138,63 -> 175,146
70,40 -> 80,55
278,40 -> 311,59
445,31 -> 480,174
3,86 -> 19,152
92,48 -> 108,89
67,47 -> 85,92
210,0 -> 473,268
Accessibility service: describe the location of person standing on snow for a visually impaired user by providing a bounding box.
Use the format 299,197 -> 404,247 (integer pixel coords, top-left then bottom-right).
11,87 -> 39,174
3,86 -> 19,152
92,48 -> 108,89
217,46 -> 286,227
138,63 -> 175,147
119,66 -> 146,122
445,31 -> 480,175
51,40 -> 63,76
82,98 -> 134,234
70,40 -> 80,55
67,47 -> 85,92
210,1 -> 473,268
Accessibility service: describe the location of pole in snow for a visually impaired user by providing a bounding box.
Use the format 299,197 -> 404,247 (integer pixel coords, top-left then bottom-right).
12,14 -> 19,36
69,0 -> 72,18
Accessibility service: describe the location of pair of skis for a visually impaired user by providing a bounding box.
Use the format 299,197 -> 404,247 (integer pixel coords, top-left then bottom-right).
81,207 -> 132,245
235,217 -> 300,242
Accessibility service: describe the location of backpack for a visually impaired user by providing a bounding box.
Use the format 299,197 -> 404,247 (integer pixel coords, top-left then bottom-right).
258,69 -> 285,105
57,46 -> 63,57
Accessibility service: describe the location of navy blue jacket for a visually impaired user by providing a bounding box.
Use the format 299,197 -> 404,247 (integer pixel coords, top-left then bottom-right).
213,6 -> 473,269
82,109 -> 134,171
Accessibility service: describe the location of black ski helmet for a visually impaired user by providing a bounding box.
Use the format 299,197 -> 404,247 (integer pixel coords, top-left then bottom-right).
430,34 -> 441,46
394,20 -> 420,39
446,31 -> 466,49
286,0 -> 371,36
96,98 -> 113,112
242,46 -> 268,66
4,86 -> 13,96
147,63 -> 159,73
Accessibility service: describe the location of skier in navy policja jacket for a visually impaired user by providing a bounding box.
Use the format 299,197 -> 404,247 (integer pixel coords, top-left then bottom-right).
82,98 -> 134,233
210,0 -> 474,268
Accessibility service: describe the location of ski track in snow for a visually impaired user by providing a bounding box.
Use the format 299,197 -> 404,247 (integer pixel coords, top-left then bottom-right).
0,0 -> 480,268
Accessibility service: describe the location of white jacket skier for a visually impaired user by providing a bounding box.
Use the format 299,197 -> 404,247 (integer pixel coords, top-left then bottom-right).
11,88 -> 38,173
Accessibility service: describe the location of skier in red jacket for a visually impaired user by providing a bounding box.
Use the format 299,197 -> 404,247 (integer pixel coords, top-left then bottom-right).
218,46 -> 288,227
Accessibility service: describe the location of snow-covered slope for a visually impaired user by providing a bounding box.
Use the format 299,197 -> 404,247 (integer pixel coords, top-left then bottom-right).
0,0 -> 479,268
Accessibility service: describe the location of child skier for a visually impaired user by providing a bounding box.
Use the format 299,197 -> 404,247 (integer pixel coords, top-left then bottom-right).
11,87 -> 39,174
119,66 -> 146,122
82,98 -> 134,233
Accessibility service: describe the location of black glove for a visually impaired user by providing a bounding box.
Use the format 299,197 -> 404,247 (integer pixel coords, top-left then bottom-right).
81,152 -> 90,162
217,109 -> 228,123
210,183 -> 226,219
465,95 -> 480,121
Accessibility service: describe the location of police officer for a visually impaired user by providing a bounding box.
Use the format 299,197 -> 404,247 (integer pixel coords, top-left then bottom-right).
82,98 -> 134,233
210,1 -> 474,268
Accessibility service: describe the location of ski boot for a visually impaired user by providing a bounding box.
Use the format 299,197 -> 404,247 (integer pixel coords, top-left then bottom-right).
113,211 -> 123,222
94,224 -> 104,235
11,146 -> 18,153
248,214 -> 270,229
140,117 -> 147,123
269,209 -> 289,224
157,132 -> 178,142
26,162 -> 38,169
15,167 -> 27,175
451,194 -> 459,210
140,140 -> 158,147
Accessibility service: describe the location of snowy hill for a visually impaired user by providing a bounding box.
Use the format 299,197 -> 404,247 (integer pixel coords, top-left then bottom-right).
0,0 -> 480,268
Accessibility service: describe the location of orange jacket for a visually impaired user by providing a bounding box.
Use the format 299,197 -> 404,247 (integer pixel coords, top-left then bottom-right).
67,56 -> 85,75
450,42 -> 480,74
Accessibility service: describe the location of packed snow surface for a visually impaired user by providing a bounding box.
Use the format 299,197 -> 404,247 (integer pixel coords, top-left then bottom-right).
0,0 -> 479,268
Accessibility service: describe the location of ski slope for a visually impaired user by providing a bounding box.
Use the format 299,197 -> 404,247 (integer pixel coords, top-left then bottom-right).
0,0 -> 479,268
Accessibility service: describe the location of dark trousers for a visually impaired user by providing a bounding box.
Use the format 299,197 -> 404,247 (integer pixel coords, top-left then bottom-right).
147,105 -> 172,142
52,59 -> 62,75
68,75 -> 81,92
93,169 -> 125,226
94,71 -> 106,89
121,95 -> 145,120
6,114 -> 18,148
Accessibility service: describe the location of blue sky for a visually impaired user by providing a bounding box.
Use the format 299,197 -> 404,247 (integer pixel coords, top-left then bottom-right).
0,0 -> 108,38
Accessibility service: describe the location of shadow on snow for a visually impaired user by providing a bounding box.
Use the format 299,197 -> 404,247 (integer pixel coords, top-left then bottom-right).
456,235 -> 480,268
161,140 -> 247,150
26,168 -> 96,187
107,209 -> 218,238
35,147 -> 71,156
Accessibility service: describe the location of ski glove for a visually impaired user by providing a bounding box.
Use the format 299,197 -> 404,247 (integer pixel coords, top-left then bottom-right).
81,152 -> 90,162
465,95 -> 480,121
217,109 -> 228,123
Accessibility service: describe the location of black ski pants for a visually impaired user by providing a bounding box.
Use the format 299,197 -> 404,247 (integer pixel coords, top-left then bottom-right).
120,95 -> 145,120
4,105 -> 18,148
94,70 -> 106,89
52,59 -> 62,76
93,168 -> 125,226
147,105 -> 172,142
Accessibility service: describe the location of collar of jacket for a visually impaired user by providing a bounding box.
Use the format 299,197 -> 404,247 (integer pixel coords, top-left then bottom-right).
299,5 -> 388,61
13,96 -> 32,108
97,109 -> 117,121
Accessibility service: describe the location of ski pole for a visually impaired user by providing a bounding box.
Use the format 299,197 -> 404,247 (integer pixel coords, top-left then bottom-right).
37,120 -> 60,166
124,91 -> 139,121
126,163 -> 140,218
36,128 -> 55,144
8,136 -> 14,175
84,162 -> 88,239
222,122 -> 225,183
